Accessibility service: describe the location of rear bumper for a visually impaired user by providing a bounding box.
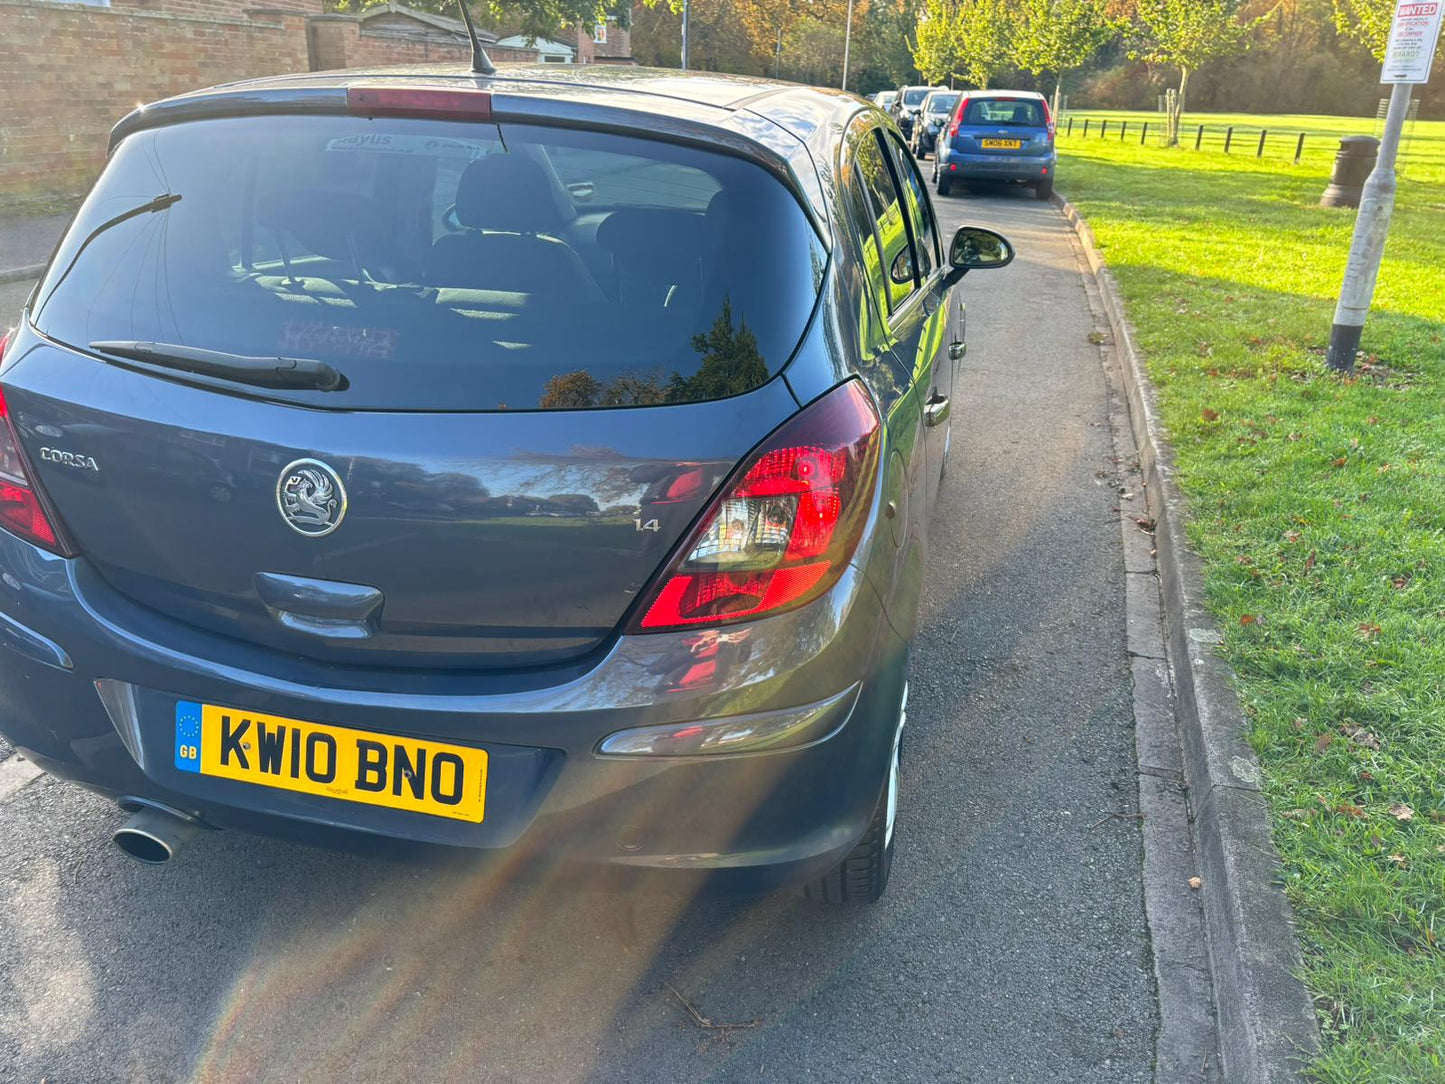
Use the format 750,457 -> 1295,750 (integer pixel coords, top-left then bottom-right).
0,530 -> 906,888
939,147 -> 1055,182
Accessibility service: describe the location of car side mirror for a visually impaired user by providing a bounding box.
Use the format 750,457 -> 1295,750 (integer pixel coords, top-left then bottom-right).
943,225 -> 1014,286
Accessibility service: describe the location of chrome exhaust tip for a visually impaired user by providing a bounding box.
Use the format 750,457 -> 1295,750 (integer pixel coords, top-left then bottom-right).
113,806 -> 200,864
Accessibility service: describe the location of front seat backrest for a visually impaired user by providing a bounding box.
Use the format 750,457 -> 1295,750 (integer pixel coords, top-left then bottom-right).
430,154 -> 600,300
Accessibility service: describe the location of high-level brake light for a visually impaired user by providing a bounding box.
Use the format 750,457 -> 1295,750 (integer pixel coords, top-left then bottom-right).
346,87 -> 493,121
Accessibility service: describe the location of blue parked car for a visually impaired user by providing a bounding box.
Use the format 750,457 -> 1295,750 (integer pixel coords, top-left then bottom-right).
933,90 -> 1056,200
0,61 -> 1016,903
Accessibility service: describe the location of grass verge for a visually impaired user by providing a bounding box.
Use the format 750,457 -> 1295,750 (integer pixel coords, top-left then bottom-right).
1055,112 -> 1445,1083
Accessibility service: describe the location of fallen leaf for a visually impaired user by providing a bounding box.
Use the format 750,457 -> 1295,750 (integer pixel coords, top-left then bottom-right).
1359,770 -> 1374,782
1305,551 -> 1317,572
1201,407 -> 1220,422
1332,457 -> 1348,468
1357,623 -> 1382,638
1240,614 -> 1258,626
1343,725 -> 1381,750
1188,877 -> 1202,890
1389,804 -> 1414,821
1282,808 -> 1310,819
1387,854 -> 1407,866
1284,530 -> 1301,543
1314,732 -> 1333,754
1392,575 -> 1410,589
1367,415 -> 1379,425
1336,803 -> 1366,818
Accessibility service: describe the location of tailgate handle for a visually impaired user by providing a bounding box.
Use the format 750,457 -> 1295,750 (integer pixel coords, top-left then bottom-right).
254,572 -> 383,640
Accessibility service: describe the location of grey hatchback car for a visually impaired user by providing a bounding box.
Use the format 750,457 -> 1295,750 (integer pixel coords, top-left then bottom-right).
0,67 -> 1012,902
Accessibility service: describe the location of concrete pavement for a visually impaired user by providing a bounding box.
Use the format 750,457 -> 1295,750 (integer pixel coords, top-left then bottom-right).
0,191 -> 1182,1082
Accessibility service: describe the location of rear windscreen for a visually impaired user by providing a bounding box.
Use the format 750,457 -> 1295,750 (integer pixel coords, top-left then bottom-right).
33,115 -> 826,411
902,89 -> 930,107
925,95 -> 959,116
963,99 -> 1045,126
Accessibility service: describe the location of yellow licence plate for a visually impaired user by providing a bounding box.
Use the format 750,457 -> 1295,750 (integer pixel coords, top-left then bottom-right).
980,138 -> 1022,149
174,702 -> 488,822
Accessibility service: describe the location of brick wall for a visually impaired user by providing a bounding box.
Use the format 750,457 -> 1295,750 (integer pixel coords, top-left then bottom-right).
111,0 -> 323,22
308,17 -> 535,72
0,0 -> 310,206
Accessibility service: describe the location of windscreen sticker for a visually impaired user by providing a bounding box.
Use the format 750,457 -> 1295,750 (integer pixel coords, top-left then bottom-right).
280,321 -> 398,360
324,134 -> 494,160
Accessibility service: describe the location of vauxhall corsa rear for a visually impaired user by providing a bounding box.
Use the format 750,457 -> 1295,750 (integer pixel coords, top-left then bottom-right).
0,67 -> 1013,902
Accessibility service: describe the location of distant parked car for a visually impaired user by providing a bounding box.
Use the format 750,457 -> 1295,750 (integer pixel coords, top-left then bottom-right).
890,85 -> 939,142
912,90 -> 959,159
933,90 -> 1056,200
872,90 -> 897,111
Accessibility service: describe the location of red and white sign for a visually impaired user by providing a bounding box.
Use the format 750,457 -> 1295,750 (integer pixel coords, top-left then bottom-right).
1382,0 -> 1443,83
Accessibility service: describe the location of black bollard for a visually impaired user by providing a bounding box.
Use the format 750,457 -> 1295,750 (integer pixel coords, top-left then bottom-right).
1320,136 -> 1380,208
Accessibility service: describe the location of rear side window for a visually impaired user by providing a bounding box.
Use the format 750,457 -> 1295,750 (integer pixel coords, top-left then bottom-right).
33,115 -> 825,411
853,133 -> 915,313
962,99 -> 1046,127
883,134 -> 939,276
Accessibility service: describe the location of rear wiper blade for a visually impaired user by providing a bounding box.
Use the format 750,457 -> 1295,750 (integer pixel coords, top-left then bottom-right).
89,341 -> 347,392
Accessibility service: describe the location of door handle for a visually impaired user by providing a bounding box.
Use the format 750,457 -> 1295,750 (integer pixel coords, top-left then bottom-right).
924,392 -> 950,428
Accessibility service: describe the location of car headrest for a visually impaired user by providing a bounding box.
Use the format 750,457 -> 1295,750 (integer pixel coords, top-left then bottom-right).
255,190 -> 371,260
1012,107 -> 1032,124
455,154 -> 562,234
596,209 -> 705,272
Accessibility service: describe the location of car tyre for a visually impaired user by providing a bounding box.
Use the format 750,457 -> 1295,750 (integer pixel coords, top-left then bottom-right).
803,687 -> 904,905
936,171 -> 951,197
1035,177 -> 1054,201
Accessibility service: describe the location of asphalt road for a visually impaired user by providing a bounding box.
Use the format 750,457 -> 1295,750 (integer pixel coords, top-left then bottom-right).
0,187 -> 1157,1082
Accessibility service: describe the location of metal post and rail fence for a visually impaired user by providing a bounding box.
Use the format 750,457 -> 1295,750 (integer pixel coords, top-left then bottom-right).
1058,111 -> 1431,172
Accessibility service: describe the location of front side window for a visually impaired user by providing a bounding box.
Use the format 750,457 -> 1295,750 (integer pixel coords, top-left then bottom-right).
33,115 -> 825,411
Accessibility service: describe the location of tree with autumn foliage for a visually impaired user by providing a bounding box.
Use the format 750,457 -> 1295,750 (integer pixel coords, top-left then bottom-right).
1128,0 -> 1266,144
1013,0 -> 1117,119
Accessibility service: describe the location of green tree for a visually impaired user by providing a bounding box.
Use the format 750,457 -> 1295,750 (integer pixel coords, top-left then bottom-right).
912,0 -> 1014,87
1331,0 -> 1391,57
1013,0 -> 1117,118
913,0 -> 964,83
1129,0 -> 1265,145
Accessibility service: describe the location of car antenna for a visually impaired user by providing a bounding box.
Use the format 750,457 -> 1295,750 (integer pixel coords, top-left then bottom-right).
455,0 -> 495,75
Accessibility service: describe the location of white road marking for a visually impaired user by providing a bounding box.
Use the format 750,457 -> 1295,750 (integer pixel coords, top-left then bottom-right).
0,755 -> 43,803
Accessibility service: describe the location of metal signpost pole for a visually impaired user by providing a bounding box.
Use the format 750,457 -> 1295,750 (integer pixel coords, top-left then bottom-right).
681,0 -> 690,70
1327,1 -> 1443,372
841,0 -> 854,91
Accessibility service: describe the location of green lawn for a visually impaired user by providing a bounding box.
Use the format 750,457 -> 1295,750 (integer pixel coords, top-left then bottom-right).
1056,112 -> 1445,1083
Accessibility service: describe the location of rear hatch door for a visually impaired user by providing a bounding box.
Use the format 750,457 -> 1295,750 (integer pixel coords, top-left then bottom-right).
12,108 -> 825,668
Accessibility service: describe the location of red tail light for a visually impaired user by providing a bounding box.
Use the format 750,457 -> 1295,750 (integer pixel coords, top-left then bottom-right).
0,339 -> 69,554
632,380 -> 881,631
1042,97 -> 1055,138
949,96 -> 968,139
